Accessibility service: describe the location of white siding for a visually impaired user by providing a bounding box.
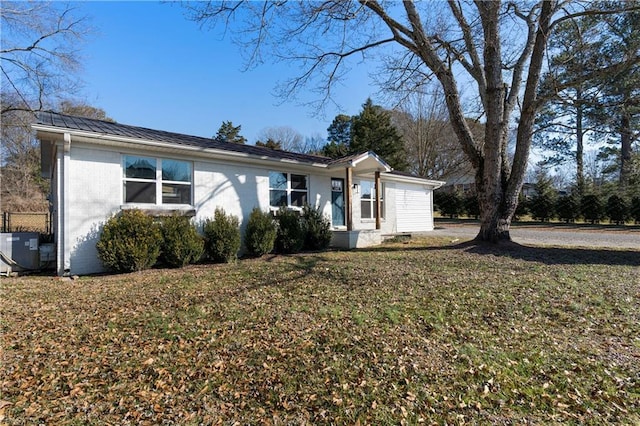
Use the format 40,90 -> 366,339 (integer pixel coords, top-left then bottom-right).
395,183 -> 434,232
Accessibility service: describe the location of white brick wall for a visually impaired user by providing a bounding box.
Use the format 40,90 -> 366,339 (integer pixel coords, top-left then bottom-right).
68,146 -> 121,275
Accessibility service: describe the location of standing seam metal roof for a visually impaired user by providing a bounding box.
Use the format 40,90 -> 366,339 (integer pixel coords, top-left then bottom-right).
36,111 -> 334,165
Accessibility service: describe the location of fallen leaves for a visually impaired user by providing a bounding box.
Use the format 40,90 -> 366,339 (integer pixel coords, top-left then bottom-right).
1,239 -> 639,424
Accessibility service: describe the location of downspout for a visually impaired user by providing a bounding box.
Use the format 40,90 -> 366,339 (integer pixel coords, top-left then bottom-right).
58,133 -> 71,276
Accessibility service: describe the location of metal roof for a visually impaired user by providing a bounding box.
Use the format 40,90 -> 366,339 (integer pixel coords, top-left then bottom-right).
36,111 -> 334,165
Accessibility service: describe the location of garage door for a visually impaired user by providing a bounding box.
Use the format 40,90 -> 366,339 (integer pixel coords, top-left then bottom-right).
395,183 -> 432,232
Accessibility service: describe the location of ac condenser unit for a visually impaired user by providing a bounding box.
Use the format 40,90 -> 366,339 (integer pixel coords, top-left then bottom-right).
0,232 -> 40,274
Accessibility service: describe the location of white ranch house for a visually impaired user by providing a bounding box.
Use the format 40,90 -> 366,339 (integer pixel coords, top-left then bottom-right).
35,112 -> 445,276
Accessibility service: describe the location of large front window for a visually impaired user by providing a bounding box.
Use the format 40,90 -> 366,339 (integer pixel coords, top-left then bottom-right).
360,180 -> 384,220
269,172 -> 308,208
123,155 -> 192,205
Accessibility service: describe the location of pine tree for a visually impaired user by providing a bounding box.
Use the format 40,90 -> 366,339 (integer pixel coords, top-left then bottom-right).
529,169 -> 557,222
214,121 -> 247,144
350,99 -> 408,171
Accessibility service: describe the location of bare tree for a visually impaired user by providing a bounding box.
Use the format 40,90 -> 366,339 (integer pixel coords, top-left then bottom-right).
1,1 -> 89,115
256,126 -> 304,152
391,84 -> 472,180
1,100 -> 109,212
185,1 -> 639,242
0,109 -> 48,212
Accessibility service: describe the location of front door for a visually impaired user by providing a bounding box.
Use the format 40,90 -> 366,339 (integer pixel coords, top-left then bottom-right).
331,178 -> 345,227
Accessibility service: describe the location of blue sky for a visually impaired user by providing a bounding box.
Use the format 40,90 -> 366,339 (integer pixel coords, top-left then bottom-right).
74,1 -> 379,143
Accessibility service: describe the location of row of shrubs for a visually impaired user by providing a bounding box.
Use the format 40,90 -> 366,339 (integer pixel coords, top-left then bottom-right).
434,191 -> 640,224
96,205 -> 332,273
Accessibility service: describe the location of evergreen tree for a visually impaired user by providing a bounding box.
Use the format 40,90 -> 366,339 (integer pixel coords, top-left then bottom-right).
529,169 -> 557,222
581,193 -> 605,224
556,193 -> 580,223
322,140 -> 349,158
350,99 -> 408,171
591,5 -> 640,190
606,194 -> 629,224
535,15 -> 603,195
255,138 -> 282,150
322,114 -> 352,158
214,121 -> 247,144
630,196 -> 640,224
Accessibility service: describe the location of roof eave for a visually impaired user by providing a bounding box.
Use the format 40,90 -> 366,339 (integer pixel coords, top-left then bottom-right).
32,124 -> 331,169
381,172 -> 446,188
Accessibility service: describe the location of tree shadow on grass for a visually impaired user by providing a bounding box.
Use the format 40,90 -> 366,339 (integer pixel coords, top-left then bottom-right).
231,253 -> 330,295
364,240 -> 640,267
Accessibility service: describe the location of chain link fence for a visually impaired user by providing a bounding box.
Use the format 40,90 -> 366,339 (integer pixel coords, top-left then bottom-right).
1,212 -> 51,234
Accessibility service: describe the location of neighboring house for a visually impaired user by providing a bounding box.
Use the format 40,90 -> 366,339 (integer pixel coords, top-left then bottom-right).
440,170 -> 476,194
34,112 -> 445,276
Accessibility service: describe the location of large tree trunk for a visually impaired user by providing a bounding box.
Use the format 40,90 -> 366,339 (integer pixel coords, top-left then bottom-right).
474,2 -> 512,243
475,0 -> 554,243
620,113 -> 632,188
576,88 -> 585,195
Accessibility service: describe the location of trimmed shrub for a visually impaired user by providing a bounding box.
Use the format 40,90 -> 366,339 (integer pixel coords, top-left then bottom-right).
529,174 -> 557,222
581,193 -> 605,224
203,208 -> 241,263
606,194 -> 629,225
302,205 -> 332,250
275,207 -> 305,254
631,196 -> 640,224
514,193 -> 530,221
463,193 -> 480,219
159,214 -> 204,267
244,207 -> 277,257
435,191 -> 463,218
96,209 -> 161,273
556,194 -> 580,223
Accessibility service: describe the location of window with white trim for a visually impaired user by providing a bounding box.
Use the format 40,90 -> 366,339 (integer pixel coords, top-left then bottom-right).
123,155 -> 192,205
269,171 -> 308,208
360,180 -> 384,219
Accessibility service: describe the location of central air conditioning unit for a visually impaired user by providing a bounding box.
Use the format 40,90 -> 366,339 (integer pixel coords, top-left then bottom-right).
0,232 -> 40,274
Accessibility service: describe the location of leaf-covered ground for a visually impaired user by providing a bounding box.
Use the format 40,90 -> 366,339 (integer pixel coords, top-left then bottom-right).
1,237 -> 639,425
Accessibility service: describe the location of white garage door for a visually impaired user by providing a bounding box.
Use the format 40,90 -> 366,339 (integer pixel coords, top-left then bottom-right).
395,183 -> 433,232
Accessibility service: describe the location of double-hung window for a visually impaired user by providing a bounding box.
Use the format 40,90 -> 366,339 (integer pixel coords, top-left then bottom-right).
123,155 -> 192,205
360,180 -> 384,220
269,172 -> 308,209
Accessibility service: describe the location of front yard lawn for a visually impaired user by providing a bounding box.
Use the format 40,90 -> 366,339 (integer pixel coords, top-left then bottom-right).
1,237 -> 639,424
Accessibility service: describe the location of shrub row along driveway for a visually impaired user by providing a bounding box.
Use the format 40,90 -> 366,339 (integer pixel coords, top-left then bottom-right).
433,220 -> 640,249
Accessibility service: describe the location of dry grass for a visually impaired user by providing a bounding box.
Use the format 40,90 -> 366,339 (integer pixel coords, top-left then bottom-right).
1,237 -> 639,424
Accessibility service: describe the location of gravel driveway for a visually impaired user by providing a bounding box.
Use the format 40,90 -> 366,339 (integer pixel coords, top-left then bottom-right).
432,221 -> 640,250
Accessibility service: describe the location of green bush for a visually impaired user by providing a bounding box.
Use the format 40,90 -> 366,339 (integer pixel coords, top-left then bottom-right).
96,209 -> 162,273
244,208 -> 277,257
529,174 -> 557,222
606,194 -> 629,225
302,205 -> 332,250
275,207 -> 305,254
556,194 -> 580,223
463,193 -> 480,219
581,193 -> 605,224
435,191 -> 463,218
631,196 -> 640,224
203,208 -> 241,263
159,214 -> 204,267
514,193 -> 530,221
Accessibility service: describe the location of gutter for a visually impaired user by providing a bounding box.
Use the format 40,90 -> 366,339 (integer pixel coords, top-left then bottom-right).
32,124 -> 332,169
